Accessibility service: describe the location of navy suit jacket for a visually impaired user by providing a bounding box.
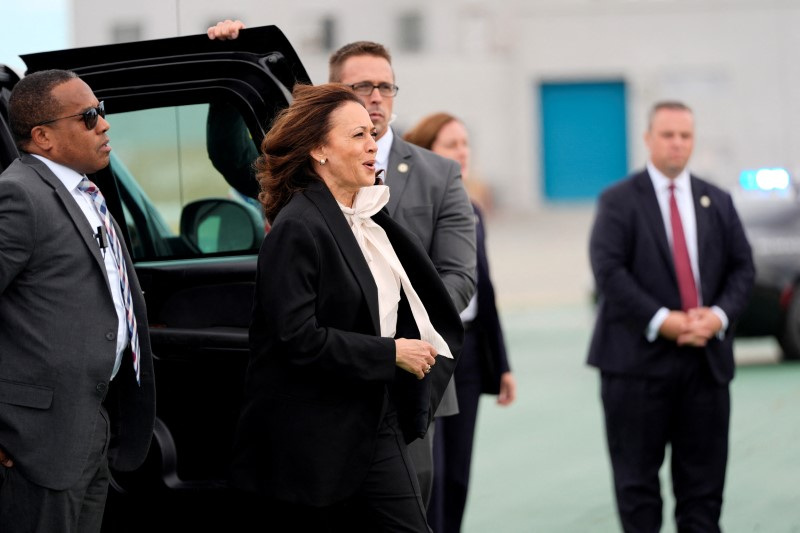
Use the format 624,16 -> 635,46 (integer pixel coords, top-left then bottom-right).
587,169 -> 755,385
470,204 -> 511,394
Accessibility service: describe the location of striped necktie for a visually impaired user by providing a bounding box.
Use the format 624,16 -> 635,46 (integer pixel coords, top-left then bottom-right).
78,178 -> 141,385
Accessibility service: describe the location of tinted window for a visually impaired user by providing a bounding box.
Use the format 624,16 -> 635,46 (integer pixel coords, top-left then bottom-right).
107,103 -> 265,261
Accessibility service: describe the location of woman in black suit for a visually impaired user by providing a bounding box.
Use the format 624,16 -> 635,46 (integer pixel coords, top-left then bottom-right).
229,84 -> 463,532
405,113 -> 517,533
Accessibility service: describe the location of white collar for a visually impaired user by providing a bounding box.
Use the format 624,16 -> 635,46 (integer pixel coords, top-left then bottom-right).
647,160 -> 690,193
30,153 -> 86,192
375,127 -> 394,172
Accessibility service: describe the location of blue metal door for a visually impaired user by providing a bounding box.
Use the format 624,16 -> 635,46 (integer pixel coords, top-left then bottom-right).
540,81 -> 628,201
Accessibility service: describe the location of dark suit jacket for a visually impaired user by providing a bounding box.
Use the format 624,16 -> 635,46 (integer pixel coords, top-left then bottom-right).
230,179 -> 463,506
205,117 -> 474,416
0,154 -> 156,491
587,169 -> 755,385
470,204 -> 511,394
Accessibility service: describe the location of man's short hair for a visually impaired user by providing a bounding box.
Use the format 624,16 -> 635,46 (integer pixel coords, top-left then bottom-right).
328,41 -> 392,83
648,101 -> 693,130
9,69 -> 78,149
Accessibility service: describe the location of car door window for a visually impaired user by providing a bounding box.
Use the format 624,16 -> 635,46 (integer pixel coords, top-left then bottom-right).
107,103 -> 264,261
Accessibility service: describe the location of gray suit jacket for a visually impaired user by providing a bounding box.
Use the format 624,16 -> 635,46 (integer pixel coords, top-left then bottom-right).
0,154 -> 156,491
385,134 -> 477,416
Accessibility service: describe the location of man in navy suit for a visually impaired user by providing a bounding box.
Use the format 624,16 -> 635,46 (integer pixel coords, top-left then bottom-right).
587,101 -> 754,532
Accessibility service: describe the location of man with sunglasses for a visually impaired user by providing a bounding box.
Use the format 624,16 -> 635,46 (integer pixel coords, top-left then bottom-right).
207,21 -> 476,511
0,69 -> 156,533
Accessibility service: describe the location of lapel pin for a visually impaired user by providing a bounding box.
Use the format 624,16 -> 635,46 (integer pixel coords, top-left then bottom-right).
700,195 -> 711,208
397,163 -> 409,173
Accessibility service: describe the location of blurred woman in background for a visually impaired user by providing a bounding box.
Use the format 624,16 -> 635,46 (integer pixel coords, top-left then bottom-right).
404,113 -> 517,533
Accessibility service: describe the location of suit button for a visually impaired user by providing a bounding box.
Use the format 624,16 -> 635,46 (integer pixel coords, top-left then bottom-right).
96,382 -> 107,394
106,331 -> 116,341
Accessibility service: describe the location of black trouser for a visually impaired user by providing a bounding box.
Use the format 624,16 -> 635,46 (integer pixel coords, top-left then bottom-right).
0,407 -> 110,533
601,352 -> 729,533
241,408 -> 432,533
428,325 -> 483,533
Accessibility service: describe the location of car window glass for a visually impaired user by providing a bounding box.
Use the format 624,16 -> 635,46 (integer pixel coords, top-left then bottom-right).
107,103 -> 264,261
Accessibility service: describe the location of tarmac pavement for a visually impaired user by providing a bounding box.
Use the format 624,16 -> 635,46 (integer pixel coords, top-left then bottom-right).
456,206 -> 799,532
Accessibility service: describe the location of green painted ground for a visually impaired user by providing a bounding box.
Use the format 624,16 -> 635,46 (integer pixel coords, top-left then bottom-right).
461,304 -> 800,533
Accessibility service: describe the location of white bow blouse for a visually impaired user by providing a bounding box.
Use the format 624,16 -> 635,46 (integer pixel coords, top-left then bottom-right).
339,185 -> 453,358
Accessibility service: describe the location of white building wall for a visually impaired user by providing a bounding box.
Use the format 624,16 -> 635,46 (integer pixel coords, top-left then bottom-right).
70,0 -> 800,210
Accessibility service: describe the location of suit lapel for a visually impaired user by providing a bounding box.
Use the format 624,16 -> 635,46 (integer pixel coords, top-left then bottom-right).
304,181 -> 381,335
636,170 -> 674,271
690,176 -> 712,297
385,137 -> 413,217
22,155 -> 109,283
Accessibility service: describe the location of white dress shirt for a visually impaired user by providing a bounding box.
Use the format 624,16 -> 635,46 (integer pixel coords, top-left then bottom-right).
375,127 -> 394,179
645,161 -> 728,341
460,294 -> 478,323
32,154 -> 129,377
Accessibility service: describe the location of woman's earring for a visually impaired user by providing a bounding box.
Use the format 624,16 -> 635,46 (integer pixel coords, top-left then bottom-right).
319,158 -> 327,165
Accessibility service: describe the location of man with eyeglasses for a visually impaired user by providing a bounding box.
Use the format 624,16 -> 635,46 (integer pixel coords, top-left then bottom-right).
0,69 -> 156,533
207,21 -> 477,511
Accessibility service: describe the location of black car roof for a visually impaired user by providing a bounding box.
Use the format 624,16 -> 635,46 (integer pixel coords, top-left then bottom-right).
20,25 -> 310,89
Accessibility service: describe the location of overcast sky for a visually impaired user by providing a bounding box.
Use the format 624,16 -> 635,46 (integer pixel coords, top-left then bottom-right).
0,0 -> 69,75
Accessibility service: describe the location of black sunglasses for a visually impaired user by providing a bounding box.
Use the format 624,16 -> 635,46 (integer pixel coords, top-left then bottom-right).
35,101 -> 105,130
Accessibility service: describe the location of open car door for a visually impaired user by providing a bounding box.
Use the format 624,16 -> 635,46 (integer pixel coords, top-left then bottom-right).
6,25 -> 312,532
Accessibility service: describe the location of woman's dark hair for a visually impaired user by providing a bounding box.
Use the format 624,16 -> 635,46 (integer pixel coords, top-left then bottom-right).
402,112 -> 458,151
256,83 -> 362,222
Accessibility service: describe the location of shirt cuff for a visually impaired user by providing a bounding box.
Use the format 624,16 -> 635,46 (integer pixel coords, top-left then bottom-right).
646,307 -> 670,342
711,305 -> 729,340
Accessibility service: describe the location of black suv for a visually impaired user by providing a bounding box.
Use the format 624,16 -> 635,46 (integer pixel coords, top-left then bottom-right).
0,26 -> 311,532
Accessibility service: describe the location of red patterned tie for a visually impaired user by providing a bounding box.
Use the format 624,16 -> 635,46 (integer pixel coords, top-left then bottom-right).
78,178 -> 141,385
669,184 -> 698,311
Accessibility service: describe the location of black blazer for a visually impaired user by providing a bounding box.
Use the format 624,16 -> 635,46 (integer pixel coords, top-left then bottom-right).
587,170 -> 755,384
469,204 -> 511,394
230,179 -> 463,506
0,154 -> 156,491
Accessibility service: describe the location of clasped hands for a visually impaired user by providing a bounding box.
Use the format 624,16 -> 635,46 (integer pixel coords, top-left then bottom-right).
660,307 -> 722,347
395,338 -> 438,380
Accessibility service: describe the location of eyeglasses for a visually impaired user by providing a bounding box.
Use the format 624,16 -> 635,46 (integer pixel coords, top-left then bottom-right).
349,82 -> 399,97
35,101 -> 106,130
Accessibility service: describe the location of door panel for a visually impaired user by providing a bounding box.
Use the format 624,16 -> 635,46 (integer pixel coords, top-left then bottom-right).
540,80 -> 628,201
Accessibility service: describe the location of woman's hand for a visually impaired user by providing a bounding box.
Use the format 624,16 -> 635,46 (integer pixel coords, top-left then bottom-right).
395,338 -> 438,380
207,19 -> 246,40
497,371 -> 517,406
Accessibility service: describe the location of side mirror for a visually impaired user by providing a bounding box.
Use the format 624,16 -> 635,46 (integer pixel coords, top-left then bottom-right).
180,198 -> 264,254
